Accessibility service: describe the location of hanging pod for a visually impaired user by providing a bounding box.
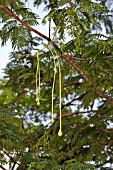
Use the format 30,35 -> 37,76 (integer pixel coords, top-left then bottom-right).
51,57 -> 57,123
50,47 -> 62,136
36,52 -> 40,105
57,57 -> 62,136
36,45 -> 62,136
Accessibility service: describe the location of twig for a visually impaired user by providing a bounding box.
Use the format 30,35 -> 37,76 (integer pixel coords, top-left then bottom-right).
55,111 -> 79,120
102,130 -> 113,133
61,93 -> 86,110
107,140 -> 113,146
56,110 -> 90,120
72,55 -> 113,61
11,162 -> 16,170
0,147 -> 25,170
71,57 -> 90,61
0,165 -> 7,170
103,56 -> 113,59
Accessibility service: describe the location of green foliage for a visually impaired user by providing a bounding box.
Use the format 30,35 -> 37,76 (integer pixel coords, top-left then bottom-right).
0,0 -> 113,169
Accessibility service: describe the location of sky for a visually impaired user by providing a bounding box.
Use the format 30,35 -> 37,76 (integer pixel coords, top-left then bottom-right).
0,41 -> 12,77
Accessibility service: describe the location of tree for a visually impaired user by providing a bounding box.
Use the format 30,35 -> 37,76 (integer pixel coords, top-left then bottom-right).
0,0 -> 113,169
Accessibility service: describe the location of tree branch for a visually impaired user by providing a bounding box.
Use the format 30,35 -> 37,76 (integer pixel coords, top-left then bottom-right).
61,93 -> 87,110
1,5 -> 113,105
56,110 -> 90,120
106,140 -> 113,147
0,165 -> 7,170
103,56 -> 113,59
72,55 -> 113,61
0,5 -> 58,50
0,147 -> 25,170
102,130 -> 113,133
11,162 -> 16,170
55,111 -> 79,120
62,54 -> 113,105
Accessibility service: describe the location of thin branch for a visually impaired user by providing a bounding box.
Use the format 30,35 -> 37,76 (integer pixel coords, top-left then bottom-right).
56,110 -> 90,120
49,19 -> 51,39
61,98 -> 78,110
0,165 -> 7,170
107,140 -> 113,146
62,54 -> 113,105
55,111 -> 79,120
0,5 -> 58,50
72,55 -> 113,61
1,5 -> 113,105
0,147 -> 25,170
11,162 -> 16,170
103,56 -> 113,59
61,93 -> 86,110
71,56 -> 90,61
102,130 -> 113,133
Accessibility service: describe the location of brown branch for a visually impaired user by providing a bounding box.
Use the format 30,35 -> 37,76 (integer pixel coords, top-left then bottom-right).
62,54 -> 113,105
56,110 -> 92,120
11,162 -> 16,170
71,56 -> 90,61
1,5 -> 113,106
61,93 -> 87,110
72,55 -> 113,61
0,5 -> 58,50
61,98 -> 77,110
107,140 -> 113,146
55,111 -> 79,120
0,165 -> 7,170
0,147 -> 25,170
103,56 -> 113,59
102,130 -> 113,133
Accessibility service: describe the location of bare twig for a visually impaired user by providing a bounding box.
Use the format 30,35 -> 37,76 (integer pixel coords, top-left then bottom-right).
11,162 -> 16,170
0,147 -> 25,170
56,110 -> 90,120
55,111 -> 79,120
61,93 -> 86,110
103,56 -> 113,59
107,140 -> 113,146
0,165 -> 7,170
72,55 -> 113,61
102,130 -> 113,133
71,57 -> 90,61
